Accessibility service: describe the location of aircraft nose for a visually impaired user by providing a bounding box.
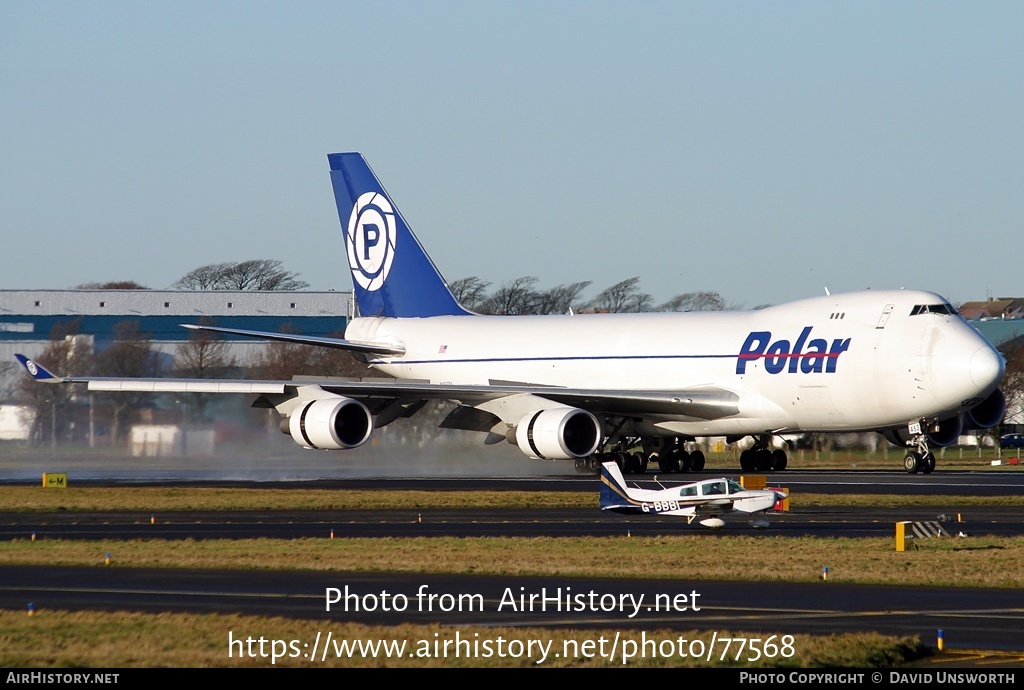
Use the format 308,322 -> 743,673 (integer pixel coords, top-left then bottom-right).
970,345 -> 1004,389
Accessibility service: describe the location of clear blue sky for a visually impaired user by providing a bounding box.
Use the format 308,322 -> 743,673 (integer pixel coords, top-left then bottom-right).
2,1 -> 1021,308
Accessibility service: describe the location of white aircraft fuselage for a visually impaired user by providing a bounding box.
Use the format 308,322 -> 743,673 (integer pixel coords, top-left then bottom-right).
346,288 -> 1002,439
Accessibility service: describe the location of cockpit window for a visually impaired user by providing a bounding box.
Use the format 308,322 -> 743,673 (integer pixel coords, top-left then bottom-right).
910,304 -> 954,316
726,479 -> 745,493
678,485 -> 698,497
701,481 -> 727,496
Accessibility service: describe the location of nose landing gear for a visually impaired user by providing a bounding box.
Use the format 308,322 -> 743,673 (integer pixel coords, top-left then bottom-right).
903,422 -> 936,474
903,451 -> 935,474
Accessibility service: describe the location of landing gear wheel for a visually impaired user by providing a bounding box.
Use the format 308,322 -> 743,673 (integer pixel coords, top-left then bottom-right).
903,451 -> 922,474
616,451 -> 632,473
771,449 -> 788,471
920,452 -> 936,474
666,446 -> 683,473
740,449 -> 756,472
637,454 -> 649,474
656,452 -> 673,473
587,454 -> 601,473
610,448 -> 626,470
689,450 -> 705,472
574,457 -> 588,474
678,451 -> 692,473
754,449 -> 773,472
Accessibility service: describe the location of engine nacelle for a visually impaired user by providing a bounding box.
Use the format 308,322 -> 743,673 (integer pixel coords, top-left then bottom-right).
514,407 -> 601,459
287,397 -> 373,450
881,414 -> 964,448
963,388 -> 1006,430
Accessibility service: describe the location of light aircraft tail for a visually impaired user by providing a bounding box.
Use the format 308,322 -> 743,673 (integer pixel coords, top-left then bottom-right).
328,153 -> 471,319
599,460 -> 634,511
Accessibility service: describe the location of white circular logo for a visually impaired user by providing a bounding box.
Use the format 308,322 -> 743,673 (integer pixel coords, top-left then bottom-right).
346,192 -> 397,292
26,361 -> 38,376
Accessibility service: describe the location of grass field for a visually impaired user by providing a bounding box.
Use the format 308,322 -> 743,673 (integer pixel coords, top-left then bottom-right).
0,609 -> 932,668
1,479 -> 1023,667
2,485 -> 1024,512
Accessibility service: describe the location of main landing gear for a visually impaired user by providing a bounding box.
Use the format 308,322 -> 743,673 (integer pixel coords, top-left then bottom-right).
575,448 -> 647,475
649,436 -> 706,474
575,449 -> 643,474
738,435 -> 789,472
574,436 -> 706,475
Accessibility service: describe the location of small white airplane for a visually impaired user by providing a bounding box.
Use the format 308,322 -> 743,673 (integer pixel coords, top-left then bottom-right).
16,152 -> 1007,475
599,461 -> 785,529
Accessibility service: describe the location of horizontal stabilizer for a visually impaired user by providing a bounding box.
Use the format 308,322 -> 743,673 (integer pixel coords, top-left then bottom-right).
181,324 -> 405,355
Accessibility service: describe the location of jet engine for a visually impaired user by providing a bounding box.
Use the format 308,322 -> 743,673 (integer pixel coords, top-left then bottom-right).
881,414 -> 963,448
513,407 -> 602,460
287,397 -> 373,450
963,388 -> 1006,430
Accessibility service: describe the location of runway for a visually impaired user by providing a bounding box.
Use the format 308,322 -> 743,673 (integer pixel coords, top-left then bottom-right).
2,468 -> 1024,660
3,504 -> 1024,540
1,565 -> 1023,654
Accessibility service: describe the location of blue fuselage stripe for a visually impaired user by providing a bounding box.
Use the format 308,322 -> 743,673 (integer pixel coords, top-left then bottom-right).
374,354 -> 738,366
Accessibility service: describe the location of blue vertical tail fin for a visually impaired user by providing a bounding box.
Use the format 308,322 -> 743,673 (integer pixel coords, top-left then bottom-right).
328,153 -> 470,318
599,461 -> 633,510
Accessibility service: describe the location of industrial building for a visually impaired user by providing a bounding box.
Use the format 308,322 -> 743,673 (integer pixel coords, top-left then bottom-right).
0,289 -> 355,441
1,288 -> 353,363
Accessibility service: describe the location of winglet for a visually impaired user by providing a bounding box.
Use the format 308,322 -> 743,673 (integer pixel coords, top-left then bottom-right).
14,354 -> 61,382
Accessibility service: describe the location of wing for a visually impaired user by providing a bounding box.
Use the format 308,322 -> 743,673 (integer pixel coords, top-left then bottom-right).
16,353 -> 737,419
692,499 -> 735,516
15,353 -> 739,456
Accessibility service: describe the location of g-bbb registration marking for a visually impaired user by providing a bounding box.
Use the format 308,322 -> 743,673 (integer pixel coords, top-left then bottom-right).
641,500 -> 680,513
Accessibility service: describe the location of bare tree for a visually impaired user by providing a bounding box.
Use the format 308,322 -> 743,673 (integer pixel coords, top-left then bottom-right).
172,263 -> 229,290
75,281 -> 150,289
220,259 -> 309,290
449,276 -> 491,311
249,339 -> 315,380
0,360 -> 16,399
533,281 -> 593,314
174,319 -> 237,423
657,291 -> 729,312
482,276 -> 539,315
309,341 -> 380,379
93,321 -> 161,443
172,260 -> 309,291
1001,340 -> 1024,434
589,277 -> 653,313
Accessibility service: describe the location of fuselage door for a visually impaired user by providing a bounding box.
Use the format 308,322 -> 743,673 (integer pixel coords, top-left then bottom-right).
875,304 -> 895,329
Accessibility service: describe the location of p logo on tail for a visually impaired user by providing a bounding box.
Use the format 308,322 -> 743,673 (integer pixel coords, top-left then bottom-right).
328,153 -> 470,319
346,192 -> 397,292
